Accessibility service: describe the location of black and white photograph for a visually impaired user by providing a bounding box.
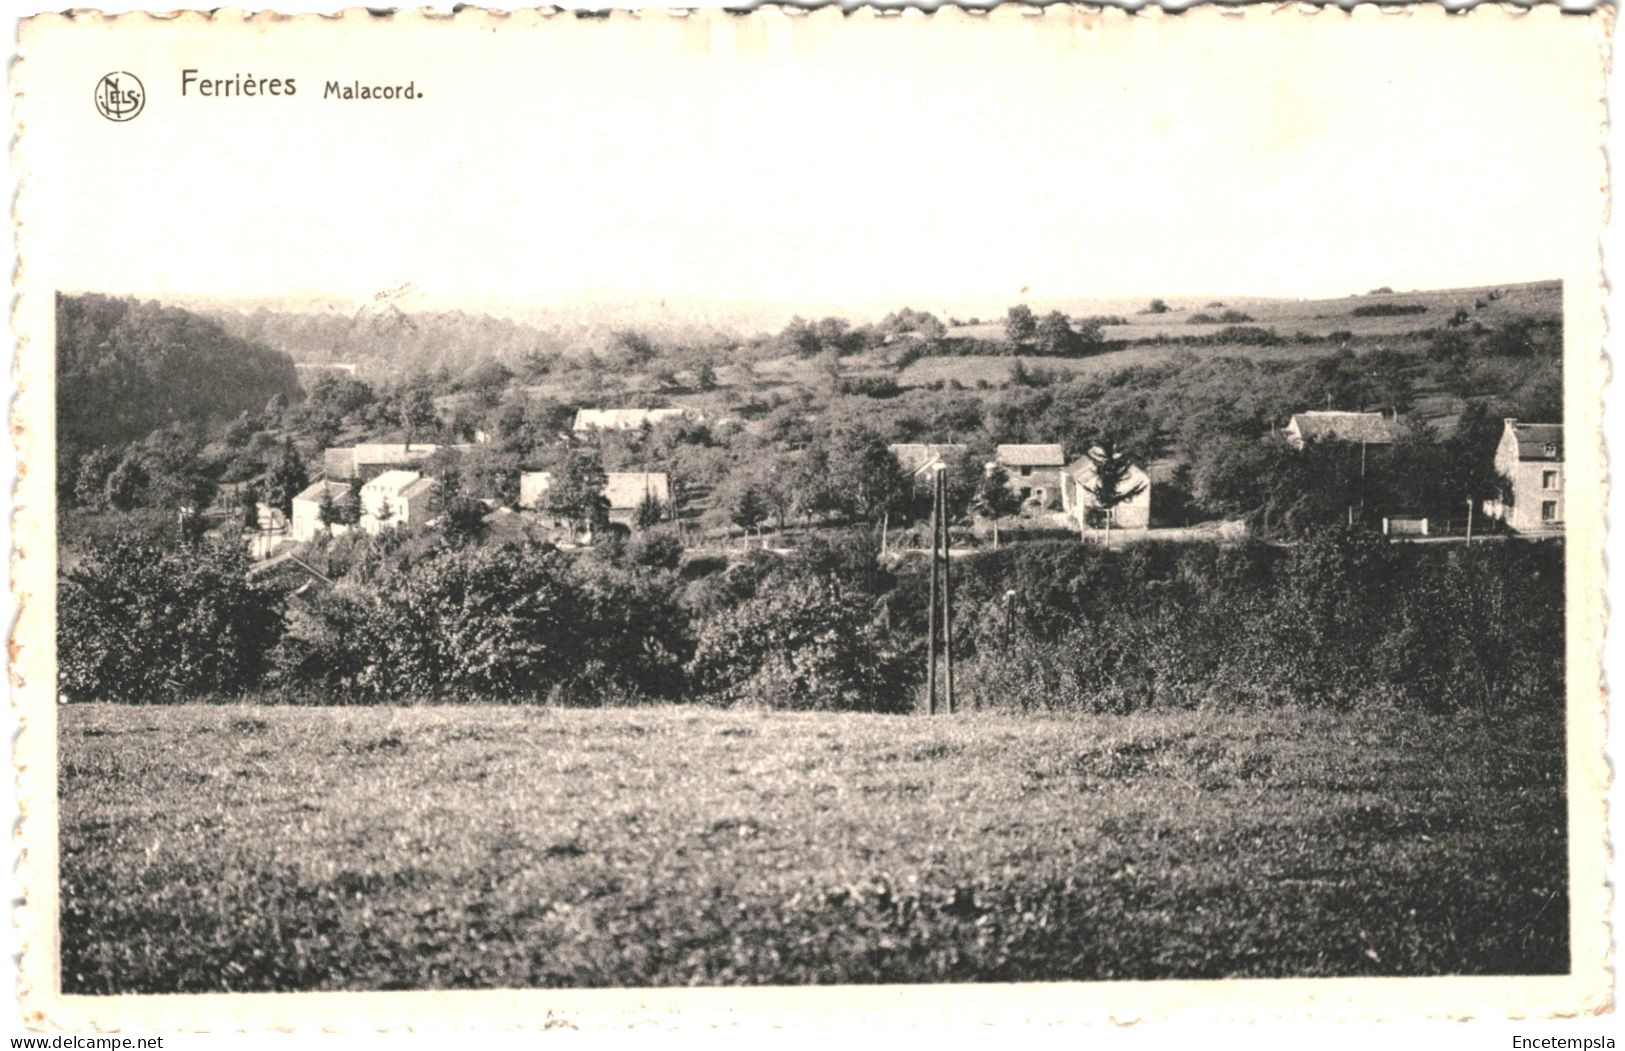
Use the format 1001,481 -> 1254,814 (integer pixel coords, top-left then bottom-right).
9,4 -> 1612,1030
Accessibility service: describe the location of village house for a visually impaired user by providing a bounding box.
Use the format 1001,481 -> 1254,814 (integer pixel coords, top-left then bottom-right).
359,470 -> 438,535
252,501 -> 288,535
995,444 -> 1067,505
1060,453 -> 1152,530
323,443 -> 441,483
1483,418 -> 1564,532
888,443 -> 967,493
1283,411 -> 1398,449
246,550 -> 335,606
572,408 -> 699,433
240,500 -> 292,560
290,479 -> 355,543
520,470 -> 673,529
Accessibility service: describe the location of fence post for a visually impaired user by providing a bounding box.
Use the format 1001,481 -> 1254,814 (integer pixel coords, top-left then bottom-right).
927,472 -> 939,716
940,469 -> 955,715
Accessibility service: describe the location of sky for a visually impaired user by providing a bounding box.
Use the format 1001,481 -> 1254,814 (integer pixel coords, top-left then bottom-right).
17,8 -> 1607,320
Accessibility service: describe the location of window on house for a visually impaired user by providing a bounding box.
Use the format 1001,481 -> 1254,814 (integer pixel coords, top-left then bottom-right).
1020,465 -> 1032,477
1544,442 -> 1558,457
1541,500 -> 1558,523
1543,470 -> 1559,489
1019,487 -> 1032,500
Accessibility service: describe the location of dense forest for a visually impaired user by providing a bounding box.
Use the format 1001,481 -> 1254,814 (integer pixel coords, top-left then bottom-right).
57,294 -> 300,490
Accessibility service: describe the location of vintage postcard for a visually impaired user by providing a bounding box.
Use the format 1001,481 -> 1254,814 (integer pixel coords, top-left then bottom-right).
9,3 -> 1613,1031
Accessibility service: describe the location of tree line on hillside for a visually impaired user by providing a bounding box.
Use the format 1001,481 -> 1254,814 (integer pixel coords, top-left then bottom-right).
58,331 -> 1561,555
58,284 -> 1561,550
210,304 -> 741,382
58,526 -> 1562,717
57,294 -> 301,499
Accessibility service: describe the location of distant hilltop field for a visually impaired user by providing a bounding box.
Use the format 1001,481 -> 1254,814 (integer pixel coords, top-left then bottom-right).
143,279 -> 1560,383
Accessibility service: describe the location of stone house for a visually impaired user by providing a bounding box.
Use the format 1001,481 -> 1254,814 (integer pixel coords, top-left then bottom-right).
1283,411 -> 1398,449
995,444 -> 1067,506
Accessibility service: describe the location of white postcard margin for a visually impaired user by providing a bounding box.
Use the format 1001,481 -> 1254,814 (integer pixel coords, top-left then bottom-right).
9,3 -> 1614,1029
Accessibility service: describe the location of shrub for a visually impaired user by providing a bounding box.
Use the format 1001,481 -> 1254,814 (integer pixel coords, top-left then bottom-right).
628,529 -> 684,571
687,577 -> 910,712
937,533 -> 1561,715
1212,325 -> 1282,346
569,560 -> 691,701
1188,310 -> 1253,325
269,585 -> 390,699
839,374 -> 903,399
271,538 -> 692,703
368,542 -> 585,700
59,537 -> 285,702
1351,303 -> 1428,318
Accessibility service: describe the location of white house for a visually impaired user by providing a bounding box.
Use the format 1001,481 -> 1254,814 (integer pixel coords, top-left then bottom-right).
359,470 -> 438,535
1060,454 -> 1152,530
1483,418 -> 1563,532
290,479 -> 354,542
888,443 -> 967,493
572,408 -> 698,432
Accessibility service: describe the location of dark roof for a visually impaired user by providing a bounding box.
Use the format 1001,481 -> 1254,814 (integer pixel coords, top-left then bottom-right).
1509,422 -> 1563,461
1288,412 -> 1397,444
323,443 -> 439,480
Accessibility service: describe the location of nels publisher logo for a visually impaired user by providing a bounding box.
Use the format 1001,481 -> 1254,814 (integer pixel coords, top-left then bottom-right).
93,71 -> 145,122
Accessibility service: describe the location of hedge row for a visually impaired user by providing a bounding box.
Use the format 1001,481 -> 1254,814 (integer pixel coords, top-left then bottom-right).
58,529 -> 1563,714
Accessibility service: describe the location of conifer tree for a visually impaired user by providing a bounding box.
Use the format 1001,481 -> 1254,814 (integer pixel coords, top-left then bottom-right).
1083,438 -> 1147,548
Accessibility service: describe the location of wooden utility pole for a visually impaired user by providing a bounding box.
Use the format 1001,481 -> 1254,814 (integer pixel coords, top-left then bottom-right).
939,468 -> 955,715
1466,496 -> 1474,543
926,471 -> 939,716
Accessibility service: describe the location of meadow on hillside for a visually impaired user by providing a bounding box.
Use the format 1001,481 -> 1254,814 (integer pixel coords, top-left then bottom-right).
60,704 -> 1567,992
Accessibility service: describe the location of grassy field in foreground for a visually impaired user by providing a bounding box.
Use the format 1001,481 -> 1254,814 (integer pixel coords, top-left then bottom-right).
60,704 -> 1567,992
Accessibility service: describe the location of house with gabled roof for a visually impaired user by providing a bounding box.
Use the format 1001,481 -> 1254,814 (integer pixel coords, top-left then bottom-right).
323,442 -> 459,482
1284,411 -> 1398,448
1484,418 -> 1563,532
1060,453 -> 1152,530
290,479 -> 355,543
995,444 -> 1067,505
520,470 -> 672,529
888,443 -> 967,492
359,470 -> 438,535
